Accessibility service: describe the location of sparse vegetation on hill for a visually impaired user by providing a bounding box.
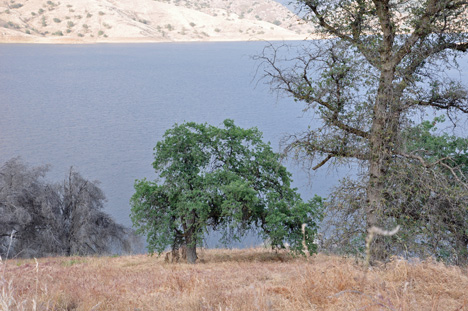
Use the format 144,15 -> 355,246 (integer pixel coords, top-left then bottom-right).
0,0 -> 315,43
1,248 -> 467,310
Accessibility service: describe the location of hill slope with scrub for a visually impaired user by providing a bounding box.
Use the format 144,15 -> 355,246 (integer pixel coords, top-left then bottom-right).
0,0 -> 316,43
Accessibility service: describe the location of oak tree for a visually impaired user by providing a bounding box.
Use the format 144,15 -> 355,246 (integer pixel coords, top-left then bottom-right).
130,120 -> 322,263
325,118 -> 468,264
260,0 -> 468,261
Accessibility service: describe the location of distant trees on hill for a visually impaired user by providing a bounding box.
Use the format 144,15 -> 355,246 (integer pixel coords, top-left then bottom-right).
0,158 -> 139,259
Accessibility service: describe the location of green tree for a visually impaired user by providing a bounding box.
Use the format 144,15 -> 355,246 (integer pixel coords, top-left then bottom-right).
325,118 -> 468,264
397,118 -> 468,263
260,0 -> 468,262
130,120 -> 322,263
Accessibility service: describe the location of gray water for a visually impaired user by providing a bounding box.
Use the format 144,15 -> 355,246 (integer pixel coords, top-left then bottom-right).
0,42 -> 352,247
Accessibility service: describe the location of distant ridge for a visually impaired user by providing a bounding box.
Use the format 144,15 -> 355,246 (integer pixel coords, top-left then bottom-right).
0,0 -> 317,43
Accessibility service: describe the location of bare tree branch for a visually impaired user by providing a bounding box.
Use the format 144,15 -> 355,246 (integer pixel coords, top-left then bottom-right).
302,1 -> 380,67
397,151 -> 468,190
0,158 -> 140,258
312,154 -> 333,170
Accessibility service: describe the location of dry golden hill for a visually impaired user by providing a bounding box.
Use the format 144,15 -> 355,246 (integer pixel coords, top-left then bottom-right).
1,248 -> 468,310
0,0 -> 316,43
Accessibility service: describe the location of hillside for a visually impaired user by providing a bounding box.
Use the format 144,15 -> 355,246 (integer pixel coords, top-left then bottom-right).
0,0 -> 317,43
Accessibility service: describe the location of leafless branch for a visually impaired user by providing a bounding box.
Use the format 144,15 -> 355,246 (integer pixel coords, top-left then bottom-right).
397,151 -> 468,190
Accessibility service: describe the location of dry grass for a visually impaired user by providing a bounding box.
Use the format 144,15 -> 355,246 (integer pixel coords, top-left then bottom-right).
1,248 -> 467,311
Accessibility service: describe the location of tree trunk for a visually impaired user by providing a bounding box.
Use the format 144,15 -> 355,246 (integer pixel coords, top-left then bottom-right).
455,236 -> 468,266
183,211 -> 198,264
171,243 -> 180,263
366,63 -> 397,262
185,229 -> 197,264
367,131 -> 388,263
186,242 -> 197,264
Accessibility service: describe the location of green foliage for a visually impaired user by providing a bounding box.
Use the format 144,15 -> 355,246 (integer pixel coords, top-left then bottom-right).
131,120 -> 322,259
53,17 -> 61,23
5,21 -> 19,29
389,119 -> 468,263
10,3 -> 23,9
325,118 -> 468,264
260,0 -> 468,264
404,116 -> 468,173
46,0 -> 57,9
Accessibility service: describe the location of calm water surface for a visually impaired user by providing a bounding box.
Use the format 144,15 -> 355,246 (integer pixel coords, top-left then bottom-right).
0,42 -> 353,246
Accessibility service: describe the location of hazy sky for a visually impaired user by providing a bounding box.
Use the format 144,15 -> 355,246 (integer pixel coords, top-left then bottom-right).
276,0 -> 296,10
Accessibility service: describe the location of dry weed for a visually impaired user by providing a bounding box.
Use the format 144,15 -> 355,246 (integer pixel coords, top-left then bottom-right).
0,248 -> 467,310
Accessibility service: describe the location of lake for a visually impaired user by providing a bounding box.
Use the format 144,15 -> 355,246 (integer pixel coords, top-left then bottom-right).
0,42 -> 358,247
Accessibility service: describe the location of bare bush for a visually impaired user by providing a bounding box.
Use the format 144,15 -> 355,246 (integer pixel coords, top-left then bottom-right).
323,158 -> 468,265
0,158 -> 140,258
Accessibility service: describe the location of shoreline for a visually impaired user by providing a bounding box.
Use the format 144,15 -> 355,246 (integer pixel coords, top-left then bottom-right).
0,34 -> 321,45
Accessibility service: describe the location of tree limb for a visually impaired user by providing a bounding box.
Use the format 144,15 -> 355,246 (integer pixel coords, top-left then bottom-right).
397,151 -> 468,190
302,0 -> 379,67
285,90 -> 370,139
392,0 -> 468,68
372,0 -> 394,58
312,154 -> 333,170
412,98 -> 468,113
290,139 -> 369,162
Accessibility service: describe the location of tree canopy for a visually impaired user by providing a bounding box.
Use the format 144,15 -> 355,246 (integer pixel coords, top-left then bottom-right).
130,120 -> 322,263
325,118 -> 468,263
259,0 -> 468,262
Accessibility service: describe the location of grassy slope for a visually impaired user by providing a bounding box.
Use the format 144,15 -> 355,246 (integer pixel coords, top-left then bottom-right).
1,248 -> 467,310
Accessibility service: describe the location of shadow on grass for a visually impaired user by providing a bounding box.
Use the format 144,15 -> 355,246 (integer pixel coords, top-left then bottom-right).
198,248 -> 300,264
